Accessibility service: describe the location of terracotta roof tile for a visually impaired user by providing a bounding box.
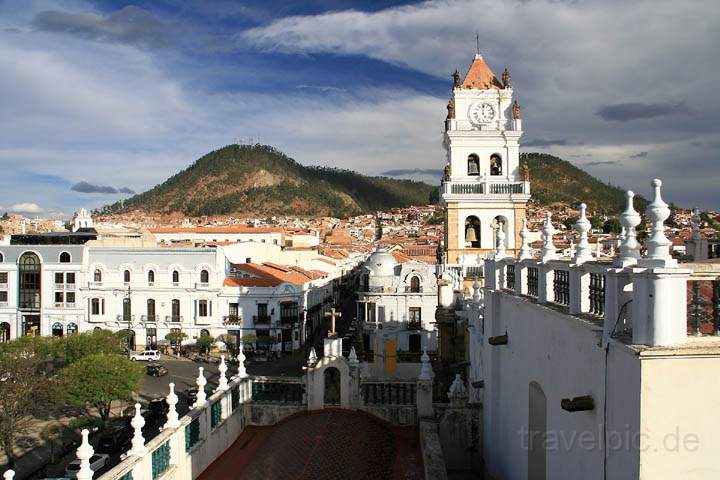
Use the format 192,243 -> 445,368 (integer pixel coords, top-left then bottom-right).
461,54 -> 503,90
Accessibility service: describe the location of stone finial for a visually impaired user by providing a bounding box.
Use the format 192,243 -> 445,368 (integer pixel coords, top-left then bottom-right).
447,374 -> 468,407
518,218 -> 532,260
418,349 -> 433,381
616,190 -> 642,267
691,207 -> 701,241
164,383 -> 180,429
472,279 -> 481,302
216,355 -> 228,392
307,347 -> 318,366
348,346 -> 359,366
572,203 -> 593,264
129,403 -> 147,456
541,212 -> 558,262
194,367 -> 207,408
3,470 -> 14,480
639,179 -> 676,267
495,222 -> 506,258
76,429 -> 94,480
236,348 -> 248,379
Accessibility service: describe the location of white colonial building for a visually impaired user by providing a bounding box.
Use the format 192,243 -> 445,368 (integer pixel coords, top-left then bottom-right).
357,248 -> 438,371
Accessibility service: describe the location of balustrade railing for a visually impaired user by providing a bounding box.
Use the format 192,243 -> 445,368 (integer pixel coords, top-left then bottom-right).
589,273 -> 606,317
506,264 -> 515,290
489,182 -> 524,194
251,378 -> 304,404
362,382 -> 416,405
451,183 -> 484,194
151,441 -> 170,479
527,267 -> 539,297
553,270 -> 570,306
688,279 -> 720,336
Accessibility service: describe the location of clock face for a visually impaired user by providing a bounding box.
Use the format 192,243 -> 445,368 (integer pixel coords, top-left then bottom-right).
468,102 -> 495,125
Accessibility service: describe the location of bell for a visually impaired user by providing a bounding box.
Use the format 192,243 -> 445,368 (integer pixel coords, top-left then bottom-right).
465,225 -> 478,243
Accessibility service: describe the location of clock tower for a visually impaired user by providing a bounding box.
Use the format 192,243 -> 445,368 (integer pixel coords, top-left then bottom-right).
441,53 -> 530,265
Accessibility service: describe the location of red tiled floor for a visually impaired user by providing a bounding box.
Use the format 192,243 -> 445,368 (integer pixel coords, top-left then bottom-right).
198,409 -> 423,480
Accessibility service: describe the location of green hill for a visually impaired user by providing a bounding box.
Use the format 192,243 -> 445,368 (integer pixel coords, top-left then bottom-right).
521,153 -> 648,214
99,144 -> 438,218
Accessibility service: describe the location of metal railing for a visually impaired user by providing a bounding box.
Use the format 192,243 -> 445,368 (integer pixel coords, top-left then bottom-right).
141,315 -> 159,322
553,270 -> 570,306
116,315 -> 135,322
165,315 -> 183,323
404,286 -> 423,293
506,264 -> 515,290
223,315 -> 242,325
527,267 -> 538,297
451,183 -> 484,194
489,182 -> 524,194
251,378 -> 304,404
589,273 -> 606,317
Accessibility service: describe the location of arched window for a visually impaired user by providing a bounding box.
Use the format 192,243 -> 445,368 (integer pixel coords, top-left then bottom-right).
410,276 -> 421,293
59,252 -> 71,263
490,153 -> 503,176
172,270 -> 180,285
464,216 -> 481,249
19,252 -> 41,310
147,270 -> 155,284
52,322 -> 63,337
147,299 -> 156,320
200,269 -> 209,284
67,323 -> 78,335
94,269 -> 102,283
123,270 -> 131,283
0,252 -> 4,262
467,153 -> 480,176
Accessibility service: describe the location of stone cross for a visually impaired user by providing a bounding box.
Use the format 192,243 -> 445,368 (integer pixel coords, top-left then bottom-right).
325,308 -> 341,337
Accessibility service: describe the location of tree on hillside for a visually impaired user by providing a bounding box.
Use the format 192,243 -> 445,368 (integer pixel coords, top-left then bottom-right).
0,343 -> 57,468
62,354 -> 144,426
603,218 -> 622,234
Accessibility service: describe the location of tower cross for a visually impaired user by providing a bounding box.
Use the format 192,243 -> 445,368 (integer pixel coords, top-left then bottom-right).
325,308 -> 342,337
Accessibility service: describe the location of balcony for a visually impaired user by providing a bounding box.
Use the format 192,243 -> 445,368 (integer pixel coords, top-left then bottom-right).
165,315 -> 183,323
404,286 -> 423,293
88,281 -> 102,288
442,180 -> 528,196
195,282 -> 210,289
141,315 -> 159,323
116,314 -> 135,322
253,315 -> 272,328
223,315 -> 242,326
194,315 -> 212,325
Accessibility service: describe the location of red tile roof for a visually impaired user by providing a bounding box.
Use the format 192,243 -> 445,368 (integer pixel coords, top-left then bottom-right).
461,54 -> 503,90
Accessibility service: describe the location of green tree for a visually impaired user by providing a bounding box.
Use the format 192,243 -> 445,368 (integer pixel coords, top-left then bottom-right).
62,354 -> 144,426
40,423 -> 63,464
603,218 -> 622,234
0,341 -> 57,468
196,334 -> 214,357
563,216 -> 579,230
51,329 -> 125,366
165,331 -> 188,356
216,334 -> 238,357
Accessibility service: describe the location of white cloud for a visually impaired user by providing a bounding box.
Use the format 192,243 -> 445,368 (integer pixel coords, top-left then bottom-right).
0,203 -> 44,213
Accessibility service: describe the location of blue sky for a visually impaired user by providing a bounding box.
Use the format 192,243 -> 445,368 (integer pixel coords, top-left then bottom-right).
1,0 -> 719,217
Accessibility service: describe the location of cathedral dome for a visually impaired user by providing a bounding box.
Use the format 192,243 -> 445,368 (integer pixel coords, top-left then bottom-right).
366,248 -> 398,277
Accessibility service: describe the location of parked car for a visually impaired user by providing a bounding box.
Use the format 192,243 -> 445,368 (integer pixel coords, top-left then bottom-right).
145,364 -> 168,377
97,426 -> 132,454
65,453 -> 110,478
130,350 -> 160,361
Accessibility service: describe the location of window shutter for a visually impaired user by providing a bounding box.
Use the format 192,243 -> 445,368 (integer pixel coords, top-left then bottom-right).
209,301 -> 213,316
194,300 -> 197,318
102,298 -> 105,315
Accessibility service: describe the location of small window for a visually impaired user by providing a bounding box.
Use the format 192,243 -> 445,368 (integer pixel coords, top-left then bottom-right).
91,298 -> 101,315
0,272 -> 7,283
148,270 -> 155,284
59,252 -> 71,263
94,269 -> 102,283
66,292 -> 75,304
55,291 -> 64,304
123,270 -> 131,283
410,276 -> 421,293
200,269 -> 209,283
245,257 -> 251,264
198,300 -> 208,317
172,270 -> 179,284
55,272 -> 64,284
66,272 -> 75,284
147,299 -> 156,319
